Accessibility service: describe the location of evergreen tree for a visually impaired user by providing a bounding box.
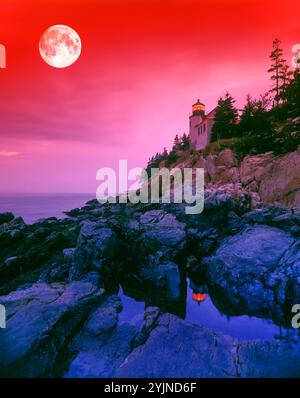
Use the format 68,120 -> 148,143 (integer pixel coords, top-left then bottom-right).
211,92 -> 238,142
268,38 -> 292,106
181,133 -> 190,150
239,93 -> 272,135
280,63 -> 293,98
162,147 -> 168,157
173,134 -> 180,150
284,70 -> 300,117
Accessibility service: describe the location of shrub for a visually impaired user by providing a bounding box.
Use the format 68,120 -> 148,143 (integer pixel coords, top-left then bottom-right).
272,119 -> 300,155
145,133 -> 190,172
231,119 -> 300,159
164,149 -> 178,166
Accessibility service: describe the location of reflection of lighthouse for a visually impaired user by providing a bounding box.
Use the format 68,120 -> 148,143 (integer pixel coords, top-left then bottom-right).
190,281 -> 207,305
193,292 -> 207,304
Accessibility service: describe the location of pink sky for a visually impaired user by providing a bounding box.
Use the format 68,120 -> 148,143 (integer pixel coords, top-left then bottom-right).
0,0 -> 299,193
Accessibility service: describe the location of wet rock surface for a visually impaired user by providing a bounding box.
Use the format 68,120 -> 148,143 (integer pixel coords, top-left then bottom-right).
0,282 -> 104,377
65,295 -> 136,378
116,312 -> 300,378
1,192 -> 300,377
205,225 -> 296,319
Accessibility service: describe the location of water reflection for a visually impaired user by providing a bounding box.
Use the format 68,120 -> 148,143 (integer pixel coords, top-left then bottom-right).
186,280 -> 300,342
118,287 -> 145,329
192,292 -> 207,303
191,281 -> 207,304
117,277 -> 300,342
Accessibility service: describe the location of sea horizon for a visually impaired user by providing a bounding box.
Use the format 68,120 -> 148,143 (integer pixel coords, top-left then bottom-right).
0,193 -> 95,224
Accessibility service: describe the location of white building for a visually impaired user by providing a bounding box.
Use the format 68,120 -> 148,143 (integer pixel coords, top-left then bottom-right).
189,99 -> 216,150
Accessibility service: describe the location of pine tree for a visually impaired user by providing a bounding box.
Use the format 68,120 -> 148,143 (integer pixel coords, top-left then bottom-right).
284,70 -> 300,118
173,134 -> 180,150
268,38 -> 292,106
211,92 -> 238,142
239,93 -> 271,135
162,147 -> 168,158
181,133 -> 190,150
281,63 -> 293,96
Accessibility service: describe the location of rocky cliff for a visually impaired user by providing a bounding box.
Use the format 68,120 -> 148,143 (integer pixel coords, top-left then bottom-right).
169,147 -> 300,209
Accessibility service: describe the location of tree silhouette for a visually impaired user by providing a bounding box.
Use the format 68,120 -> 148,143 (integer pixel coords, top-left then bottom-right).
268,38 -> 292,106
173,134 -> 180,150
211,92 -> 238,142
181,133 -> 190,150
239,93 -> 272,135
284,70 -> 300,118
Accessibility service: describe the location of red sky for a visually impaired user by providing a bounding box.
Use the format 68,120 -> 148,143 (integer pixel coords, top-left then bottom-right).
0,0 -> 299,193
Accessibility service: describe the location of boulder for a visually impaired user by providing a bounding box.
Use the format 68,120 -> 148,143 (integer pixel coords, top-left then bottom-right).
205,154 -> 218,180
239,152 -> 274,186
0,282 -> 104,377
204,185 -> 251,213
83,295 -> 122,337
216,149 -> 238,168
65,295 -> 136,378
211,166 -> 240,185
240,205 -> 300,236
206,225 -> 295,316
139,210 -> 186,247
65,323 -> 136,378
69,222 -> 121,280
259,151 -> 300,208
268,240 -> 300,306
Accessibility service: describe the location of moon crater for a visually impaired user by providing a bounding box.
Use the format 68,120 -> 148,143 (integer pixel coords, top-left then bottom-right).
39,25 -> 81,68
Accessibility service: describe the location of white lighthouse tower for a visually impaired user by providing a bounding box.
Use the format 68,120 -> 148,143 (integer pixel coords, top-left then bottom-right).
189,99 -> 205,148
189,99 -> 216,150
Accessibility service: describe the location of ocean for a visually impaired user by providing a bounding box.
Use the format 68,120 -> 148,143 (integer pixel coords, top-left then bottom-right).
0,193 -> 93,224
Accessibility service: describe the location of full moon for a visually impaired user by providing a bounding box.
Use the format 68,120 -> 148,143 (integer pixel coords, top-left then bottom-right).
39,25 -> 81,68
